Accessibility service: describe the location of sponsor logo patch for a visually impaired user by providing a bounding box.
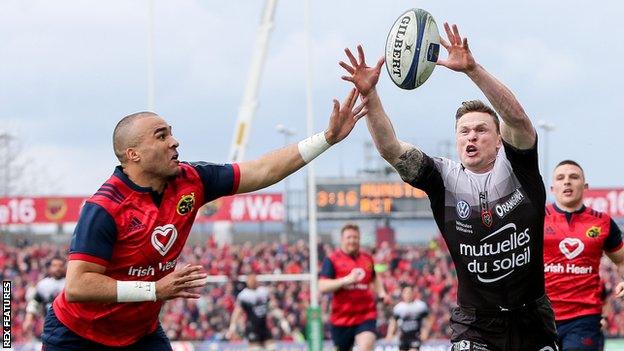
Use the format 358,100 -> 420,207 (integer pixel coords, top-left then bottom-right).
495,189 -> 525,218
456,200 -> 471,220
559,237 -> 584,259
151,224 -> 178,256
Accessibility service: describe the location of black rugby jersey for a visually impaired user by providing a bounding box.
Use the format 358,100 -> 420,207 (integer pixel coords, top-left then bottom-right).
407,141 -> 545,310
392,300 -> 429,342
236,286 -> 270,330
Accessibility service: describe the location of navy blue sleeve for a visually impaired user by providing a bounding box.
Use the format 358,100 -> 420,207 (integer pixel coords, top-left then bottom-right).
319,257 -> 335,279
69,202 -> 117,264
604,219 -> 623,252
189,162 -> 238,204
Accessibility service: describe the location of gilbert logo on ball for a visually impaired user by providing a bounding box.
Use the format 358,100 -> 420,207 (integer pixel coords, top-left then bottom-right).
385,8 -> 440,90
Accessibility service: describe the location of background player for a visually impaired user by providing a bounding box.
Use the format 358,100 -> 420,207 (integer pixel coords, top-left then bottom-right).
319,223 -> 389,351
226,273 -> 275,350
41,88 -> 367,350
544,160 -> 624,351
386,286 -> 432,351
22,256 -> 66,339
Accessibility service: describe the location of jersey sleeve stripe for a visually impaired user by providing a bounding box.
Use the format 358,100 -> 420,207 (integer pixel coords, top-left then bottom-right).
231,163 -> 241,194
94,191 -> 122,204
97,187 -> 124,203
101,183 -> 125,200
68,253 -> 109,266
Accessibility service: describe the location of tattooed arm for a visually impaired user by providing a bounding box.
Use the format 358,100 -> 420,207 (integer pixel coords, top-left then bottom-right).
339,45 -> 425,182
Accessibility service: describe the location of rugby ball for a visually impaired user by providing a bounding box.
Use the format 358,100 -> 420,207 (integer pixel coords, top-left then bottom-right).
385,8 -> 440,90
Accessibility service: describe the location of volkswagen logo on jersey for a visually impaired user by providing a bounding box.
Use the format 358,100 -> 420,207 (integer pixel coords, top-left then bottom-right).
176,193 -> 196,215
456,201 -> 471,219
559,237 -> 584,259
151,224 -> 178,256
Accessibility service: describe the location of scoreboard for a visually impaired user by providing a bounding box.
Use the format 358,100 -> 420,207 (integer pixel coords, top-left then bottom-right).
316,177 -> 433,219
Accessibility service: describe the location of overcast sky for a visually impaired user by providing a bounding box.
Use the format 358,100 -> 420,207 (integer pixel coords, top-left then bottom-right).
1,0 -> 622,195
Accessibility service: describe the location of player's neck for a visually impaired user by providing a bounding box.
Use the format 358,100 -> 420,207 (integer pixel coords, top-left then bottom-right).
123,166 -> 167,193
554,201 -> 584,213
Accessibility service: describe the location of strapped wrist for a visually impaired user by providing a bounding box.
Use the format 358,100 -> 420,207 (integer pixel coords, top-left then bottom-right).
117,281 -> 157,302
298,132 -> 331,163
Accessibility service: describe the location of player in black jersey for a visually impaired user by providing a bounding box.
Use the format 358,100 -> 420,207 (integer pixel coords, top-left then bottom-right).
386,286 -> 431,351
340,22 -> 558,350
226,273 -> 275,350
23,257 -> 66,339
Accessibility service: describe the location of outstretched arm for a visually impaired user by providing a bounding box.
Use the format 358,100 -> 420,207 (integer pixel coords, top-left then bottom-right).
437,23 -> 535,150
236,88 -> 366,194
340,45 -> 425,182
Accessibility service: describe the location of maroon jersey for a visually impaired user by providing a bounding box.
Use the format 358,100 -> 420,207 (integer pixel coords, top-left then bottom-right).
53,162 -> 239,346
320,249 -> 376,326
544,204 -> 623,321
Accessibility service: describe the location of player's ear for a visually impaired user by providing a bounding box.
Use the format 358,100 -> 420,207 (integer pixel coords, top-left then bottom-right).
583,183 -> 588,190
126,148 -> 140,162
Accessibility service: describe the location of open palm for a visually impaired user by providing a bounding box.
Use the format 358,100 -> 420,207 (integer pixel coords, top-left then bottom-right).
325,87 -> 367,144
437,22 -> 477,73
339,45 -> 385,96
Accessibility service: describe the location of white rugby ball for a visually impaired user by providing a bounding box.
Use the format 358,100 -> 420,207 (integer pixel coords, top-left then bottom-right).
385,8 -> 440,90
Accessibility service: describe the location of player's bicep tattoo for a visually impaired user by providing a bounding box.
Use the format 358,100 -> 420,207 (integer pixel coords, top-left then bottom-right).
394,147 -> 424,183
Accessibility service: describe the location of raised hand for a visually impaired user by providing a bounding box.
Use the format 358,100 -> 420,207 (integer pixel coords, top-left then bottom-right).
324,87 -> 368,145
340,45 -> 385,96
155,264 -> 207,300
436,22 -> 477,73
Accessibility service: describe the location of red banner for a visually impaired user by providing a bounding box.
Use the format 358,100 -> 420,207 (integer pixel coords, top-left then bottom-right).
584,188 -> 624,218
196,193 -> 283,222
0,197 -> 86,225
0,193 -> 284,224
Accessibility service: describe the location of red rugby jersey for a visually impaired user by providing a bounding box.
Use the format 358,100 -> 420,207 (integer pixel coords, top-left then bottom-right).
53,162 -> 239,346
320,249 -> 377,326
543,204 -> 622,321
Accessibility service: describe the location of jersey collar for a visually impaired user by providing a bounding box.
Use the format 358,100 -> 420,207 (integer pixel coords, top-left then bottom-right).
113,166 -> 168,207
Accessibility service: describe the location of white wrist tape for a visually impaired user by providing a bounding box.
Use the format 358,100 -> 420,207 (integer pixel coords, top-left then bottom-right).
298,132 -> 331,163
117,281 -> 157,302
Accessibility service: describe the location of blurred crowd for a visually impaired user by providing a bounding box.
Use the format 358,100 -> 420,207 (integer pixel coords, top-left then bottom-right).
2,237 -> 624,342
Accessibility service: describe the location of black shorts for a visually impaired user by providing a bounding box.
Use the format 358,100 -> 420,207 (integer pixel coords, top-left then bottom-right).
330,319 -> 376,351
246,324 -> 272,344
41,307 -> 172,351
556,314 -> 603,351
399,337 -> 422,350
450,295 -> 558,351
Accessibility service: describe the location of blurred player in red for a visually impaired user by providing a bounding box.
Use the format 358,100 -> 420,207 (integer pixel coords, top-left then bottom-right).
319,223 -> 390,351
544,160 -> 624,351
41,88 -> 366,350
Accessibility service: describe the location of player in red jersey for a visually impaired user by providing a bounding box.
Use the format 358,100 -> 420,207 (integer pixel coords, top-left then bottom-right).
319,223 -> 389,351
544,160 -> 624,351
41,88 -> 367,350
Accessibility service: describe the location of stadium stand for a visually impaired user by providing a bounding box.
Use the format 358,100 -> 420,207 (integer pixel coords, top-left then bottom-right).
4,238 -> 624,343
